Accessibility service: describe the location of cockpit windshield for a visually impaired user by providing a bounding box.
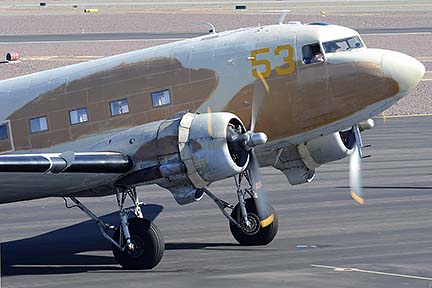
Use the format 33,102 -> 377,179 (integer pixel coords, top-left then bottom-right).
322,36 -> 364,53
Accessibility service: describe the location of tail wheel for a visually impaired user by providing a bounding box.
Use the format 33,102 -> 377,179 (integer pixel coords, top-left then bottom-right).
229,198 -> 278,246
112,218 -> 164,270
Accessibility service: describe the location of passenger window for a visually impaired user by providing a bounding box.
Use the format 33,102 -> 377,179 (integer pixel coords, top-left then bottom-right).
110,99 -> 129,116
302,44 -> 324,65
151,90 -> 171,107
69,108 -> 88,125
30,116 -> 48,133
0,124 -> 7,140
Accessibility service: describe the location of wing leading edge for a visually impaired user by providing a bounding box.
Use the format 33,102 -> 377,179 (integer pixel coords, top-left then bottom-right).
0,152 -> 133,174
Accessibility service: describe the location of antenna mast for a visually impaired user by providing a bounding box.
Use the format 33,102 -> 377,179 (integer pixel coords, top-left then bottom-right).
278,10 -> 291,25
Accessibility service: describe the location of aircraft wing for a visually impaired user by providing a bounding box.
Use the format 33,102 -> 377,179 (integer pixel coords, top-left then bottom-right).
0,152 -> 133,174
0,151 -> 134,204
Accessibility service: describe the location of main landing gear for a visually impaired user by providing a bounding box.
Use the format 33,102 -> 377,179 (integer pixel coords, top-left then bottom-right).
64,187 -> 164,270
63,170 -> 277,269
204,170 -> 278,246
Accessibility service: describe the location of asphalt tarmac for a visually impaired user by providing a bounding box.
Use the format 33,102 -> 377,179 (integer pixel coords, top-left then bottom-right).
0,27 -> 430,43
1,115 -> 431,288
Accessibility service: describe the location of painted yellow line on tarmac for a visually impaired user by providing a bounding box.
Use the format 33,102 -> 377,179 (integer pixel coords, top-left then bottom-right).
376,113 -> 432,119
365,32 -> 432,36
422,71 -> 432,81
1,38 -> 181,44
21,56 -> 104,61
418,57 -> 432,62
311,264 -> 432,281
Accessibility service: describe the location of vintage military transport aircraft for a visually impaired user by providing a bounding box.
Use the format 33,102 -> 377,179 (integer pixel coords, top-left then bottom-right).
0,19 -> 425,269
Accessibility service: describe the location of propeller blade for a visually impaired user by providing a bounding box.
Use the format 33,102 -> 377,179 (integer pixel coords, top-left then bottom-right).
350,144 -> 364,204
350,125 -> 364,205
250,71 -> 269,132
249,150 -> 274,227
382,112 -> 387,125
207,106 -> 213,136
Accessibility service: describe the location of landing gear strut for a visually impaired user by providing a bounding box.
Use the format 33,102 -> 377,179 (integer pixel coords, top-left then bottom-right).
64,186 -> 164,270
204,170 -> 278,246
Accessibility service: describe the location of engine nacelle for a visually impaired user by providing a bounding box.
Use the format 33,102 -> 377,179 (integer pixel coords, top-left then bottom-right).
297,130 -> 355,170
178,112 -> 249,188
274,130 -> 355,185
117,112 -> 249,205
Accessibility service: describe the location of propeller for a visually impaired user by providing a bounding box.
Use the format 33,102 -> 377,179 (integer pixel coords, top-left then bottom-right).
244,71 -> 274,227
207,106 -> 213,136
250,69 -> 269,132
349,124 -> 365,205
206,70 -> 272,227
248,148 -> 274,227
382,112 -> 387,125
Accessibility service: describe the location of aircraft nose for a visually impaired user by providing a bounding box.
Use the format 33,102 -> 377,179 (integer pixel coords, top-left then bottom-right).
382,51 -> 425,95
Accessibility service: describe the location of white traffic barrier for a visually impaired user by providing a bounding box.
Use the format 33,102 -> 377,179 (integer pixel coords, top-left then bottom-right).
6,52 -> 19,61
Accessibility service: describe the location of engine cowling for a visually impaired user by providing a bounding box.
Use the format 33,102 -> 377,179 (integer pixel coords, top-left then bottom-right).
178,112 -> 249,188
297,130 -> 356,169
274,130 -> 355,185
117,112 -> 249,205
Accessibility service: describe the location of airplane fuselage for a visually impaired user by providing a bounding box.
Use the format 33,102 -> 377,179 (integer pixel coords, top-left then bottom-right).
0,22 -> 424,203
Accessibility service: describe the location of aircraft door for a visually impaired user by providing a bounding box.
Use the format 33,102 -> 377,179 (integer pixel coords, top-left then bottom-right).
0,120 -> 15,154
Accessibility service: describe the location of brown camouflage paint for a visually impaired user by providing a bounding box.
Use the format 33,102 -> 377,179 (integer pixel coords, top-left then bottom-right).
4,58 -> 218,150
0,58 -> 399,151
224,61 -> 399,140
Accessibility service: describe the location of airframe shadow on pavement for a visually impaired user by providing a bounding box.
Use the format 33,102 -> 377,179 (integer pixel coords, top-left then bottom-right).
1,204 -> 164,276
0,204 -> 249,276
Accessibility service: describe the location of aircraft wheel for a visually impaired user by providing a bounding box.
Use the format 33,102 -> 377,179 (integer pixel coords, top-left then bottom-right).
229,198 -> 278,246
112,218 -> 164,270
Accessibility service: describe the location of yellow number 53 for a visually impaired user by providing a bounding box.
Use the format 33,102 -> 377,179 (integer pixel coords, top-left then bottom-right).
250,44 -> 295,79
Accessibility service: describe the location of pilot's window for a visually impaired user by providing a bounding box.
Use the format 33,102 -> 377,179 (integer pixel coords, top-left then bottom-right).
347,37 -> 363,49
302,44 -> 324,64
69,108 -> 88,125
323,36 -> 364,54
110,99 -> 129,116
30,116 -> 48,133
151,89 -> 171,107
0,124 -> 8,140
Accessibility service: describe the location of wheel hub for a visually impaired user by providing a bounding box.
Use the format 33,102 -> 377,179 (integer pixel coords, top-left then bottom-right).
127,235 -> 145,258
241,213 -> 260,235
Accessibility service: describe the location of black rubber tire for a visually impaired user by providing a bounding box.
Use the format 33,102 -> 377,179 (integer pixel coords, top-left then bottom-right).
112,218 -> 164,270
229,198 -> 278,246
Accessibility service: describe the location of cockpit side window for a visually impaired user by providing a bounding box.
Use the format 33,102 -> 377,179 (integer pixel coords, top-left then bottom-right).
302,43 -> 324,65
323,36 -> 364,54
